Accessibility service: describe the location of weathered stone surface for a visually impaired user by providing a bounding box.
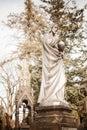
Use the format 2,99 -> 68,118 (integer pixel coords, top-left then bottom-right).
30,105 -> 77,130
62,128 -> 77,130
20,122 -> 30,130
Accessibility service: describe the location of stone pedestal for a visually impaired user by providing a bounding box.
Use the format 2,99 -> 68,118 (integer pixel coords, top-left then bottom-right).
78,115 -> 87,130
30,105 -> 77,130
20,122 -> 30,130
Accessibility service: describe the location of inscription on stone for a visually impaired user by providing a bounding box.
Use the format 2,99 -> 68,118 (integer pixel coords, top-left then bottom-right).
62,127 -> 77,130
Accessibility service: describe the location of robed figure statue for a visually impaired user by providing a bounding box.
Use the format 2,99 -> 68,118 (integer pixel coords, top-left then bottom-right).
38,26 -> 68,106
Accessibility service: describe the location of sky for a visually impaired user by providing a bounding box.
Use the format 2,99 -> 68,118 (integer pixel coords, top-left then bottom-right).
0,0 -> 25,21
0,0 -> 25,61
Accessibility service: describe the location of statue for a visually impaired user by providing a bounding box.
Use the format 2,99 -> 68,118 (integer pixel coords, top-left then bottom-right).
38,26 -> 68,106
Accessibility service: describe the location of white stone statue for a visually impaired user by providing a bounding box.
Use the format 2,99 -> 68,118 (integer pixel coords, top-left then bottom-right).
37,27 -> 68,106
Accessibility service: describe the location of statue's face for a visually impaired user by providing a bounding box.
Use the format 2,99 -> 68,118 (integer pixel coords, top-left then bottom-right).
52,25 -> 58,33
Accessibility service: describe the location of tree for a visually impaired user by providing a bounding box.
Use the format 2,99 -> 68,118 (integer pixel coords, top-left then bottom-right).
41,0 -> 84,40
6,0 -> 46,104
0,60 -> 19,116
7,0 -> 46,41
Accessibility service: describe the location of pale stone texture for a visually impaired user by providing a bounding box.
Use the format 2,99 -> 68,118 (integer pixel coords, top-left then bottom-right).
38,33 -> 68,106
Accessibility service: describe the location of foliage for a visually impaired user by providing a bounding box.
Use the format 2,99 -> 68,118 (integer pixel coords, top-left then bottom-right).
65,85 -> 85,119
41,0 -> 84,41
7,0 -> 46,41
31,63 -> 42,104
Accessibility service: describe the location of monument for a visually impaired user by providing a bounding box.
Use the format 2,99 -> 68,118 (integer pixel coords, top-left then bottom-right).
30,26 -> 77,130
15,58 -> 33,130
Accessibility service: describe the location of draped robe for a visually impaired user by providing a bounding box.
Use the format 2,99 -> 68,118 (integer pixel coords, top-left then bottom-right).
38,33 -> 68,106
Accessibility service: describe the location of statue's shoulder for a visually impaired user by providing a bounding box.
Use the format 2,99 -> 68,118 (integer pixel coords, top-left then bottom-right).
43,33 -> 53,43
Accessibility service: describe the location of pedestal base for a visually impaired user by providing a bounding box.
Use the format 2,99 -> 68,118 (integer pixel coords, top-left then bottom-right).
30,105 -> 77,130
20,122 -> 30,130
78,115 -> 87,130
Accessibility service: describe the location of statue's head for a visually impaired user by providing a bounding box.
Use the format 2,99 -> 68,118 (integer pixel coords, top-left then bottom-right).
50,25 -> 58,36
